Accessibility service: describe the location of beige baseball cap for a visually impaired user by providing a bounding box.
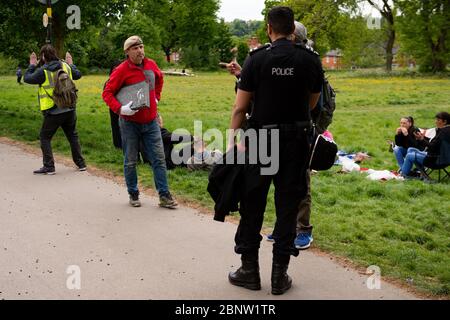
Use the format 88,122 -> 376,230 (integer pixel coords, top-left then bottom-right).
123,35 -> 143,51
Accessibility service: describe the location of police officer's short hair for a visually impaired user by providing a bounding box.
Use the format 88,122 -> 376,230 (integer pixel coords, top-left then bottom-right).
267,6 -> 295,36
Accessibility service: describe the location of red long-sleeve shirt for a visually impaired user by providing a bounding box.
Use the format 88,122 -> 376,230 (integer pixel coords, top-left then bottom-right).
102,57 -> 163,124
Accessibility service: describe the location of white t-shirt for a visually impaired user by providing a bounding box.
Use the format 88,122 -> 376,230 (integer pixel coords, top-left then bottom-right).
424,128 -> 436,141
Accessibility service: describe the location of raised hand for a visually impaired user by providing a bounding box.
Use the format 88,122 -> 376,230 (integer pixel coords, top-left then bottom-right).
30,52 -> 37,66
226,61 -> 242,77
65,52 -> 73,65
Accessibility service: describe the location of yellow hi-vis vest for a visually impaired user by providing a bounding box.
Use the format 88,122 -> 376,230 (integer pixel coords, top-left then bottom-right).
38,62 -> 73,111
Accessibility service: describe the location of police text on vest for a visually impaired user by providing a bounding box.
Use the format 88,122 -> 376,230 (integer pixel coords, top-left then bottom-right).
272,67 -> 294,76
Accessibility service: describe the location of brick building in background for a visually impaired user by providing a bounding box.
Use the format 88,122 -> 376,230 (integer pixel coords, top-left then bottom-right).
322,49 -> 343,70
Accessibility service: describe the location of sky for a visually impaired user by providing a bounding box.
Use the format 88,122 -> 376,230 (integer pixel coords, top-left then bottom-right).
217,0 -> 381,22
218,0 -> 266,22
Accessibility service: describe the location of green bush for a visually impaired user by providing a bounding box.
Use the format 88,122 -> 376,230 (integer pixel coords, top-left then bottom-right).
236,40 -> 249,66
0,53 -> 19,75
145,47 -> 168,70
180,46 -> 203,69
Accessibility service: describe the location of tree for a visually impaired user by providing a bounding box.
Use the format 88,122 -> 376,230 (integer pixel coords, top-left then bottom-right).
396,0 -> 449,72
236,40 -> 250,66
0,0 -> 235,70
227,19 -> 264,38
173,0 -> 220,66
228,19 -> 249,37
364,0 -> 397,71
114,0 -> 222,69
0,1 -> 45,63
216,19 -> 234,62
338,15 -> 385,68
283,0 -> 352,55
141,0 -> 220,66
0,0 -> 126,62
180,45 -> 203,69
256,0 -> 283,43
248,20 -> 264,36
109,10 -> 165,66
262,0 -> 283,17
140,0 -> 176,63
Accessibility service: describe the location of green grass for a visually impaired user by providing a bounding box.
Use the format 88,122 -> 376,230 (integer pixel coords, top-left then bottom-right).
0,71 -> 449,297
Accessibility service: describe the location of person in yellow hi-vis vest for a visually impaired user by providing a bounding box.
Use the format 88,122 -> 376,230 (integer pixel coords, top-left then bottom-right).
24,44 -> 86,175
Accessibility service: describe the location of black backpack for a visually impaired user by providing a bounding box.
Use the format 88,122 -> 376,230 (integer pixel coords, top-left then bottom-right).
311,77 -> 336,134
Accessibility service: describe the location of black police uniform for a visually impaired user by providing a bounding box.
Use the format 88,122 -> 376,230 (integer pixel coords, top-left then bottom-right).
235,38 -> 323,264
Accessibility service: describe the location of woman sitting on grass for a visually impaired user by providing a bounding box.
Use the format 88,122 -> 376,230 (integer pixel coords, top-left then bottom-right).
393,116 -> 426,173
401,112 -> 450,178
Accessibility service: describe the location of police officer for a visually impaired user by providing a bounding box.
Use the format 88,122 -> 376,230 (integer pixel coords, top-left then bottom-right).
227,6 -> 323,295
24,45 -> 86,175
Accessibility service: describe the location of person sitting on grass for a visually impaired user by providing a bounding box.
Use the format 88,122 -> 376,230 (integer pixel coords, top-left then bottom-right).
401,112 -> 450,178
186,138 -> 223,171
157,114 -> 195,170
393,116 -> 426,173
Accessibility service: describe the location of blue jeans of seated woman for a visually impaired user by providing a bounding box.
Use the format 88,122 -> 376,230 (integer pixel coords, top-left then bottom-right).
393,146 -> 407,168
119,117 -> 169,196
401,147 -> 427,176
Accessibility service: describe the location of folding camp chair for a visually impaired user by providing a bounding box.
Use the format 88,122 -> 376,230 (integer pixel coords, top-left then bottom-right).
421,164 -> 450,182
420,140 -> 450,183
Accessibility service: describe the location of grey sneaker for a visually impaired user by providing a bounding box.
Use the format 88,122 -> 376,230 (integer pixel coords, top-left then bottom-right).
129,193 -> 141,207
159,192 -> 178,209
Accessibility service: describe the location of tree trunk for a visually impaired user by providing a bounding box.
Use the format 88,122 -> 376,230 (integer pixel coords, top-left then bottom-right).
163,46 -> 171,63
431,30 -> 447,72
431,47 -> 446,72
385,27 -> 395,72
423,4 -> 447,73
51,13 -> 66,58
367,0 -> 396,72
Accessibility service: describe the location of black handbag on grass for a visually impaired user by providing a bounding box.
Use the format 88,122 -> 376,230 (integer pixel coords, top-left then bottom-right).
309,134 -> 338,171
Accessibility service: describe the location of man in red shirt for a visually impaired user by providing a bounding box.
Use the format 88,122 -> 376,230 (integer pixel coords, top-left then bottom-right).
103,35 -> 177,209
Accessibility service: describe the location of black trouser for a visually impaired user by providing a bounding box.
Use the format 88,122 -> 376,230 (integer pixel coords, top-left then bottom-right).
40,110 -> 85,169
234,131 -> 309,263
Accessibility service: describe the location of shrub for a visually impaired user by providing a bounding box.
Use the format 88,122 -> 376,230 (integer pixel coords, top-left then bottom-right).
180,46 -> 203,69
0,53 -> 19,75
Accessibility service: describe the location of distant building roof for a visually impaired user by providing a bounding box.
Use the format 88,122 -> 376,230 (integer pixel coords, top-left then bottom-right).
324,49 -> 343,57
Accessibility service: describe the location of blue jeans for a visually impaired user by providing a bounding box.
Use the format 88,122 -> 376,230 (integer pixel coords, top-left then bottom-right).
393,145 -> 407,168
401,147 -> 427,176
119,117 -> 169,196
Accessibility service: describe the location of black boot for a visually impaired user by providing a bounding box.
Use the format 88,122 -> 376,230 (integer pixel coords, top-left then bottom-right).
271,263 -> 292,295
228,255 -> 261,290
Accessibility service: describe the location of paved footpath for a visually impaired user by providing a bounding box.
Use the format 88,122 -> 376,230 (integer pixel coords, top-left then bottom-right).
0,142 -> 419,300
